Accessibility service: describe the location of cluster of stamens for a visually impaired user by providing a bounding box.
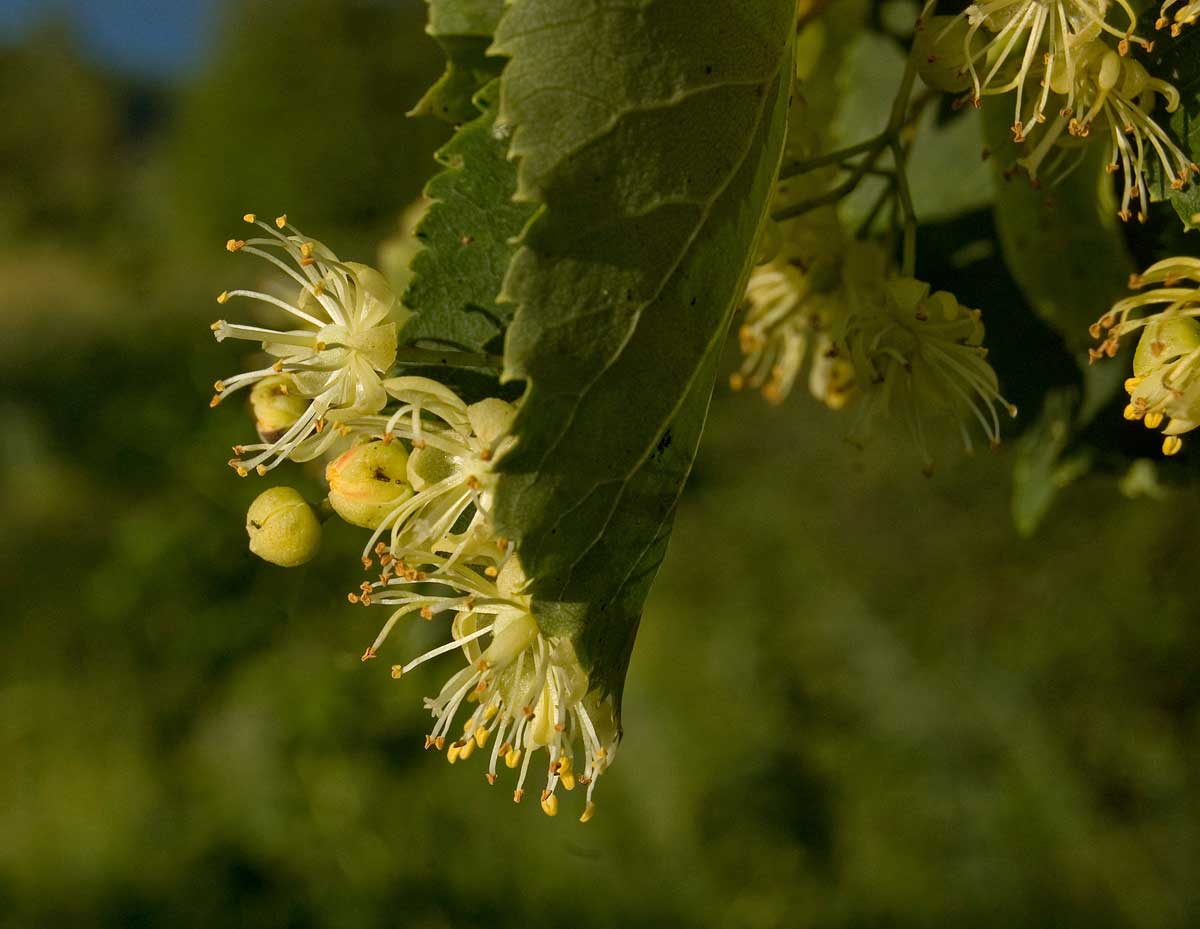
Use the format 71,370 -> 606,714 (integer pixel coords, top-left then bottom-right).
843,276 -> 1018,474
732,260 -> 856,409
925,2 -> 1195,221
353,551 -> 618,821
210,213 -> 399,474
209,217 -> 618,820
1157,0 -> 1200,35
1090,256 -> 1200,455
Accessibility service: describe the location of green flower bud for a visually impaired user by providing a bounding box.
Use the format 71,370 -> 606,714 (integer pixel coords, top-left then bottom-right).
246,487 -> 321,567
326,440 -> 414,529
466,398 -> 517,451
913,16 -> 974,94
406,444 -> 457,492
1133,315 -> 1200,378
249,375 -> 309,442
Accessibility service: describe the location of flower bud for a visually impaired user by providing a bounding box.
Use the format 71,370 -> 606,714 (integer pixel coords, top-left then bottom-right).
1133,315 -> 1200,377
326,440 -> 413,529
467,398 -> 517,448
406,444 -> 457,491
913,16 -> 974,94
249,375 -> 309,443
246,487 -> 321,567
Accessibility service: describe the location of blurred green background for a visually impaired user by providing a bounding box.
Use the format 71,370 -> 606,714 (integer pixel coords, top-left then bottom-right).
3,2 -> 1199,927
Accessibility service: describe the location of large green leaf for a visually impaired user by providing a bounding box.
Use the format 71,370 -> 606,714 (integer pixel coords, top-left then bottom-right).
983,104 -> 1135,531
401,81 -> 534,354
489,0 -> 794,689
410,0 -> 505,124
983,104 -> 1135,355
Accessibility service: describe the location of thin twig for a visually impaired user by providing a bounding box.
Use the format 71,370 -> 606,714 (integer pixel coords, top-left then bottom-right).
393,347 -> 504,370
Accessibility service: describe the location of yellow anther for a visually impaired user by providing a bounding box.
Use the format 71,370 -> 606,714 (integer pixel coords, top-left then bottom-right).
540,791 -> 559,817
1123,403 -> 1141,421
447,742 -> 462,764
485,565 -> 499,578
459,738 -> 476,760
1163,435 -> 1183,456
504,748 -> 521,769
560,771 -> 576,791
210,320 -> 222,331
474,726 -> 490,749
463,718 -> 475,734
255,465 -> 267,476
275,214 -> 287,229
226,239 -> 246,252
300,241 -> 315,259
486,772 -> 497,785
235,466 -> 249,478
483,704 -> 498,721
390,665 -> 403,679
1144,411 -> 1165,429
217,291 -> 230,305
1125,376 -> 1144,393
579,801 -> 596,824
243,213 -> 256,223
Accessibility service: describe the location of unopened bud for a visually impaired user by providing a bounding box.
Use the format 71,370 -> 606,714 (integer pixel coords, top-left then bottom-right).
406,444 -> 456,491
326,440 -> 413,529
1133,315 -> 1200,377
913,16 -> 975,94
250,375 -> 308,442
246,487 -> 321,567
466,397 -> 517,448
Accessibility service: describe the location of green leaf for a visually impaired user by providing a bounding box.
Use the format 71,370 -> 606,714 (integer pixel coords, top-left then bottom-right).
1143,14 -> 1200,229
1011,388 -> 1092,537
489,0 -> 795,694
401,81 -> 535,354
983,103 -> 1136,532
410,0 -> 505,124
835,28 -> 992,227
982,103 -> 1135,356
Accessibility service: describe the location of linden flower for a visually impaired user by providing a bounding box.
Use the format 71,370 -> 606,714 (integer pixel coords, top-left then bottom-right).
844,277 -> 1017,472
1158,0 -> 1200,34
328,379 -> 517,572
210,214 -> 400,475
1016,41 -> 1195,221
1090,256 -> 1200,455
353,555 -> 619,822
936,0 -> 1146,139
731,260 -> 855,409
